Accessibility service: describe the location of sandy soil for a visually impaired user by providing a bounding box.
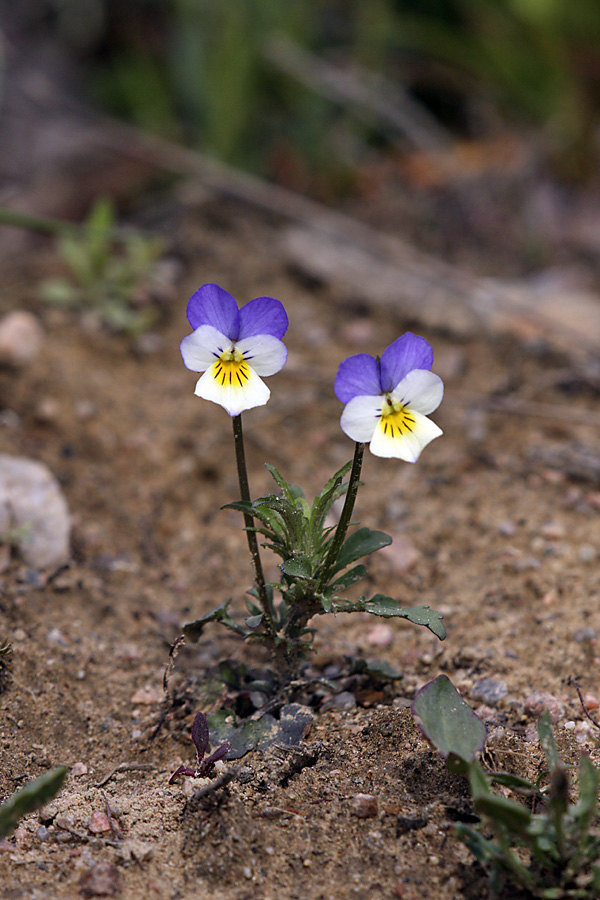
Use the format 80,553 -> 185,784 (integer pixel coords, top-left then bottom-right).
0,196 -> 599,900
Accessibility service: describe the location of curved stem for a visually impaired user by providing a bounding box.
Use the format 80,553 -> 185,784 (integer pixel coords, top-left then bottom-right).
317,441 -> 364,591
231,415 -> 273,630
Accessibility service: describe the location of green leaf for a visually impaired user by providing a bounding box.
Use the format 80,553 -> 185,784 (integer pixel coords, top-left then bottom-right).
329,564 -> 367,590
455,824 -> 500,865
223,500 -> 287,543
473,794 -> 532,837
411,674 -> 487,764
538,711 -> 560,771
332,528 -> 392,574
363,597 -> 446,640
183,600 -> 248,640
468,760 -> 492,799
281,555 -> 313,580
264,463 -> 299,506
309,461 -> 352,541
0,767 -> 68,838
245,614 -> 264,629
40,278 -> 81,307
319,594 -> 333,613
573,753 -> 599,828
490,772 -> 537,792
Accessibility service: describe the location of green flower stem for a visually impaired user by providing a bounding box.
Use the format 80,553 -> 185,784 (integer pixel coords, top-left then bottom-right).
317,441 -> 364,591
231,415 -> 274,631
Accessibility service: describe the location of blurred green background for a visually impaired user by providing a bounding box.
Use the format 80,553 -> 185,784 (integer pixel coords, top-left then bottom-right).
7,0 -> 600,187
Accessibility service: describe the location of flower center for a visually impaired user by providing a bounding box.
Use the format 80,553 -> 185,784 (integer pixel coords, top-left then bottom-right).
380,397 -> 415,438
212,346 -> 251,387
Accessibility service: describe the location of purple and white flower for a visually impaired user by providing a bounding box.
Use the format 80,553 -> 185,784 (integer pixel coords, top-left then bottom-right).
181,284 -> 288,417
335,333 -> 443,462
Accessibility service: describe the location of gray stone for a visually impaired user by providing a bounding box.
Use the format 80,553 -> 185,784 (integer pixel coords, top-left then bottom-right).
470,678 -> 508,705
0,455 -> 70,568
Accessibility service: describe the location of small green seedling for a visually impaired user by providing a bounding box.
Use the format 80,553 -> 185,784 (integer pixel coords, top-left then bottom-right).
0,767 -> 68,838
412,675 -> 600,898
41,198 -> 163,335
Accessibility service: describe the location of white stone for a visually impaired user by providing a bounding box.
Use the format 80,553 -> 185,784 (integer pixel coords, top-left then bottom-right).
0,312 -> 44,368
0,455 -> 70,568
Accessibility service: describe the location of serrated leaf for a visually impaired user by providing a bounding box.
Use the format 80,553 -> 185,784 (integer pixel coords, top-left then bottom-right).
332,528 -> 392,574
0,767 -> 68,838
411,675 -> 487,764
363,597 -> 446,640
281,555 -> 313,580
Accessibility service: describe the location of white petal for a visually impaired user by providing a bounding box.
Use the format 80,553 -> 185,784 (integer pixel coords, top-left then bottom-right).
236,334 -> 287,376
390,369 -> 444,415
194,362 -> 270,417
181,325 -> 232,373
369,410 -> 442,462
340,395 -> 383,442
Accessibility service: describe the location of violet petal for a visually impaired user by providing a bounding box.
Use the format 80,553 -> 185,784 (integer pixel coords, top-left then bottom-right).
379,333 -> 433,394
334,353 -> 382,403
238,297 -> 288,340
186,284 -> 240,339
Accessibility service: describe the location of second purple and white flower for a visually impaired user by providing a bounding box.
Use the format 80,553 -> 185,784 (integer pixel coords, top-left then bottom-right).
335,332 -> 444,462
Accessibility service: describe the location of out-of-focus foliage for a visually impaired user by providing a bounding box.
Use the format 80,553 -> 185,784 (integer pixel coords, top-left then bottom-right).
40,197 -> 164,335
13,0 -> 600,179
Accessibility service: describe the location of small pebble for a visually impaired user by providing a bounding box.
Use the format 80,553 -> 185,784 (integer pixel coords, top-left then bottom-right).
584,692 -> 599,711
131,685 -> 162,705
498,520 -> 516,536
523,691 -> 564,724
574,628 -> 597,643
87,811 -> 116,834
321,691 -> 356,712
38,803 -> 58,825
71,761 -> 88,777
578,545 -> 596,563
540,522 -> 565,539
470,678 -> 508,705
366,624 -> 394,647
349,794 -> 378,818
35,826 -> 51,842
46,628 -> 66,647
78,863 -> 120,897
0,311 -> 44,368
237,767 -> 255,784
474,704 -> 497,722
55,815 -> 75,831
